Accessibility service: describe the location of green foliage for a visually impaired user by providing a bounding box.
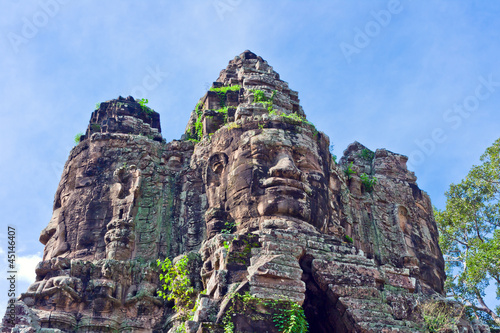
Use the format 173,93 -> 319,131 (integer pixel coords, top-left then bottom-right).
223,319 -> 235,333
210,85 -> 240,108
215,106 -> 229,123
196,100 -> 203,112
252,89 -> 268,103
194,114 -> 203,140
421,301 -> 464,332
74,132 -> 83,144
185,105 -> 204,142
175,322 -> 186,333
223,292 -> 308,333
359,148 -> 375,161
221,221 -> 236,234
251,89 -> 276,112
95,103 -> 101,109
344,162 -> 356,179
138,98 -> 153,114
344,235 -> 353,243
272,301 -> 308,333
226,122 -> 241,130
435,138 -> 500,329
157,256 -> 195,316
269,108 -> 318,134
91,123 -> 101,132
360,173 -> 377,192
187,93 -> 236,141
281,112 -> 304,122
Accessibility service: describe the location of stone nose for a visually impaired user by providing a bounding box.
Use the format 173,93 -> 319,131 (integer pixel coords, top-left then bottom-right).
269,153 -> 302,180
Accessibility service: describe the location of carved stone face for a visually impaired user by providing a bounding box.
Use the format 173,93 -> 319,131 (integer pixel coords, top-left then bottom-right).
206,126 -> 329,233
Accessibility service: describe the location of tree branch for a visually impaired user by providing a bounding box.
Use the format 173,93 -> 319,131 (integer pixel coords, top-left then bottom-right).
476,291 -> 500,326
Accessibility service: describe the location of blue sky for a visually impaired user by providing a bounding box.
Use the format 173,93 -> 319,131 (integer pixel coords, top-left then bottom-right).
1,0 -> 499,316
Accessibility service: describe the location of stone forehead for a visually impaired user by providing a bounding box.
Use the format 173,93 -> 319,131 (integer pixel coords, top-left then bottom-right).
209,127 -> 321,154
247,128 -> 316,150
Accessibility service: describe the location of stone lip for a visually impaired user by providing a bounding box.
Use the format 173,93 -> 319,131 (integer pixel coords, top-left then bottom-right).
80,95 -> 162,142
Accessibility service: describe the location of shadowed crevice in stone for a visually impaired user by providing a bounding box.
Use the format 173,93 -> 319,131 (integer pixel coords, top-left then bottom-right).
301,254 -> 346,333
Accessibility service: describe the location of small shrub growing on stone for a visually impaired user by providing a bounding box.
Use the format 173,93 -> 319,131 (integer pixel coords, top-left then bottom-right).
157,255 -> 194,316
360,173 -> 377,192
359,148 -> 375,161
344,235 -> 353,243
74,133 -> 83,144
344,162 -> 356,179
421,301 -> 464,332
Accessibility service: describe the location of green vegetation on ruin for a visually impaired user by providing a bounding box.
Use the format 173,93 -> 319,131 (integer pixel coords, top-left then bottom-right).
359,148 -> 375,161
421,301 -> 465,332
344,235 -> 354,243
187,85 -> 240,142
344,162 -> 356,179
251,89 -> 276,113
360,173 -> 377,192
210,84 -> 240,108
138,98 -> 153,115
157,255 -> 195,318
74,132 -> 83,144
223,292 -> 308,333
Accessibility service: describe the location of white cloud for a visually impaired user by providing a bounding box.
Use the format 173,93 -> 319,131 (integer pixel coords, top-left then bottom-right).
17,253 -> 42,285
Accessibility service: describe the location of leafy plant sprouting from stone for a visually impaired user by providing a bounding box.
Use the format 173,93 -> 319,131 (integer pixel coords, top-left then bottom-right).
421,301 -> 465,332
188,85 -> 240,142
272,301 -> 308,333
157,255 -> 195,318
138,98 -> 153,115
223,292 -> 308,333
344,162 -> 356,179
265,105 -> 318,137
190,102 -> 204,143
344,235 -> 353,243
91,123 -> 101,132
221,221 -> 236,234
74,132 -> 83,144
251,89 -> 277,112
212,85 -> 240,122
211,85 -> 239,123
210,85 -> 240,108
360,173 -> 377,192
226,122 -> 241,131
175,322 -> 186,333
359,148 -> 375,161
95,103 -> 101,110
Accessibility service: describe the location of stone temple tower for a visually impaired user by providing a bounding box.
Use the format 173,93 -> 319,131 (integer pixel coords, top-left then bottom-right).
2,51 -> 489,332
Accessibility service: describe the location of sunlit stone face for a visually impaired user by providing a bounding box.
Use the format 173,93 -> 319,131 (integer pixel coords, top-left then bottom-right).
206,126 -> 329,232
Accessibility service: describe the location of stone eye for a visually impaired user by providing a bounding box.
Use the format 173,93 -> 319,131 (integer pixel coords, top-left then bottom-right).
252,152 -> 270,164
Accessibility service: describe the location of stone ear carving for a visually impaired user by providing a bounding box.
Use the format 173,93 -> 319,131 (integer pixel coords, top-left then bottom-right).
206,153 -> 228,186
